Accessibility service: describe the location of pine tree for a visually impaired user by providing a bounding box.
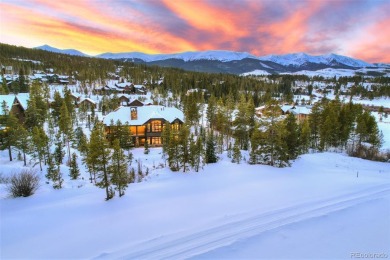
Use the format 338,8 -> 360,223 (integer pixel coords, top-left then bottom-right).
1,77 -> 9,94
144,139 -> 149,154
231,142 -> 242,164
87,122 -> 113,200
178,124 -> 190,172
54,132 -> 65,164
284,113 -> 299,160
309,102 -> 322,149
299,119 -> 311,154
205,131 -> 217,163
206,95 -> 216,129
51,91 -> 63,122
18,69 -> 28,93
109,139 -> 128,197
189,134 -> 203,172
69,152 -> 80,180
46,154 -> 63,189
1,112 -> 19,161
15,124 -> 32,166
233,94 -> 249,150
31,126 -> 48,171
59,102 -> 72,165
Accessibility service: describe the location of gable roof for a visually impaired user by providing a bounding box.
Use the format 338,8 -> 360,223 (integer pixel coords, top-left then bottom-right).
15,93 -> 30,110
103,105 -> 184,126
0,95 -> 16,115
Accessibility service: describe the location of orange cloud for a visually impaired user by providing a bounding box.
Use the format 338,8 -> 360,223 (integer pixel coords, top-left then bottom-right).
0,0 -> 197,55
163,1 -> 242,35
256,1 -> 324,55
347,17 -> 390,63
0,0 -> 389,63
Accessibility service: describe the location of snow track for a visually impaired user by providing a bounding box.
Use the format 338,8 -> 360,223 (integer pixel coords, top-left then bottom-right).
95,184 -> 390,260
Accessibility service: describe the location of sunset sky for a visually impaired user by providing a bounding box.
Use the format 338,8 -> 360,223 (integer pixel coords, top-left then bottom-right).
0,0 -> 389,63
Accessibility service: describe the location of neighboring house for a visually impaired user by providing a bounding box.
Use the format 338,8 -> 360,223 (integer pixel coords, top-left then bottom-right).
103,105 -> 184,147
79,98 -> 96,110
0,94 -> 28,124
128,99 -> 145,107
69,93 -> 81,106
256,104 -> 311,122
288,106 -> 312,122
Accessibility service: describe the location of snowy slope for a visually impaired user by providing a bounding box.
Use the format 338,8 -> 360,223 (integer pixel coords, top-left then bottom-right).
1,150 -> 389,259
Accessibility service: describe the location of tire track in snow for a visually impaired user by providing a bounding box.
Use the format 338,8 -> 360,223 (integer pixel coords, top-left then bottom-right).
95,184 -> 390,260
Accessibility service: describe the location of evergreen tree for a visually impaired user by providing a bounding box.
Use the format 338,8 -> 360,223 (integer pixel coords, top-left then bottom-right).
309,102 -> 322,149
54,132 -> 65,165
109,139 -> 128,197
205,131 -> 217,163
1,112 -> 19,161
144,139 -> 149,154
231,142 -> 242,164
51,91 -> 63,122
59,102 -> 72,164
87,122 -> 113,200
178,124 -> 190,172
18,69 -> 28,93
299,119 -> 311,154
15,124 -> 32,166
206,95 -> 216,129
46,154 -> 63,189
1,77 -> 9,94
189,134 -> 203,172
31,126 -> 48,171
69,152 -> 80,180
284,113 -> 299,160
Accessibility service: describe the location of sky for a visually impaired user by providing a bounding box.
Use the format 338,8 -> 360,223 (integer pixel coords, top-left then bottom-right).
0,0 -> 389,63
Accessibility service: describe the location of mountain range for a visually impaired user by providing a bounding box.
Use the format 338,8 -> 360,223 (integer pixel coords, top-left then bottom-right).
35,45 -> 389,75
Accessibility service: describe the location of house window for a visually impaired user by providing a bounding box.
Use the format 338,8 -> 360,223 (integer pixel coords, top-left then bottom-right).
151,137 -> 162,145
172,122 -> 180,131
151,121 -> 162,132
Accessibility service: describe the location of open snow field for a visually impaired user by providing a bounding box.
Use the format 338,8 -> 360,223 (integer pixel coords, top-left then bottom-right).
1,148 -> 389,259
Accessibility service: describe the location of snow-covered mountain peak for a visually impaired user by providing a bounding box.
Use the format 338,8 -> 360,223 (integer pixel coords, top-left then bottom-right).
98,50 -> 257,62
259,52 -> 372,68
35,45 -> 88,57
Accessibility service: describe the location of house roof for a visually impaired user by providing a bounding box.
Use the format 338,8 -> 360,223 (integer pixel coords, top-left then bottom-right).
80,98 -> 96,104
289,106 -> 312,115
15,93 -> 29,110
103,105 -> 184,126
0,95 -> 16,115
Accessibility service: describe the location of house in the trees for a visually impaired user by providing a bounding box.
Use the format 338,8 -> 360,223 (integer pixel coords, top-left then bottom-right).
0,94 -> 28,124
281,105 -> 312,122
79,98 -> 96,111
103,105 -> 184,147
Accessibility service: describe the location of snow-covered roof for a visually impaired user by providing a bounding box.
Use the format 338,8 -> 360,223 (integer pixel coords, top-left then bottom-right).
103,105 -> 184,126
80,98 -> 96,104
290,106 -> 312,115
116,82 -> 133,88
281,105 -> 294,113
15,93 -> 29,110
0,95 -> 16,115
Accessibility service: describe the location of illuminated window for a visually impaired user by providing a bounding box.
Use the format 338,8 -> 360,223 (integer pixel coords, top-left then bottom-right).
172,122 -> 180,131
151,121 -> 162,132
151,137 -> 162,145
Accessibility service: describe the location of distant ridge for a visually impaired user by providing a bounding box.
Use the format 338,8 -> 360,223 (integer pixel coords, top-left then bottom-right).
35,45 -> 88,57
34,44 -> 388,75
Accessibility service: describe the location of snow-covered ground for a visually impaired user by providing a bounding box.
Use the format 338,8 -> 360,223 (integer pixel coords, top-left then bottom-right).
1,148 -> 389,259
